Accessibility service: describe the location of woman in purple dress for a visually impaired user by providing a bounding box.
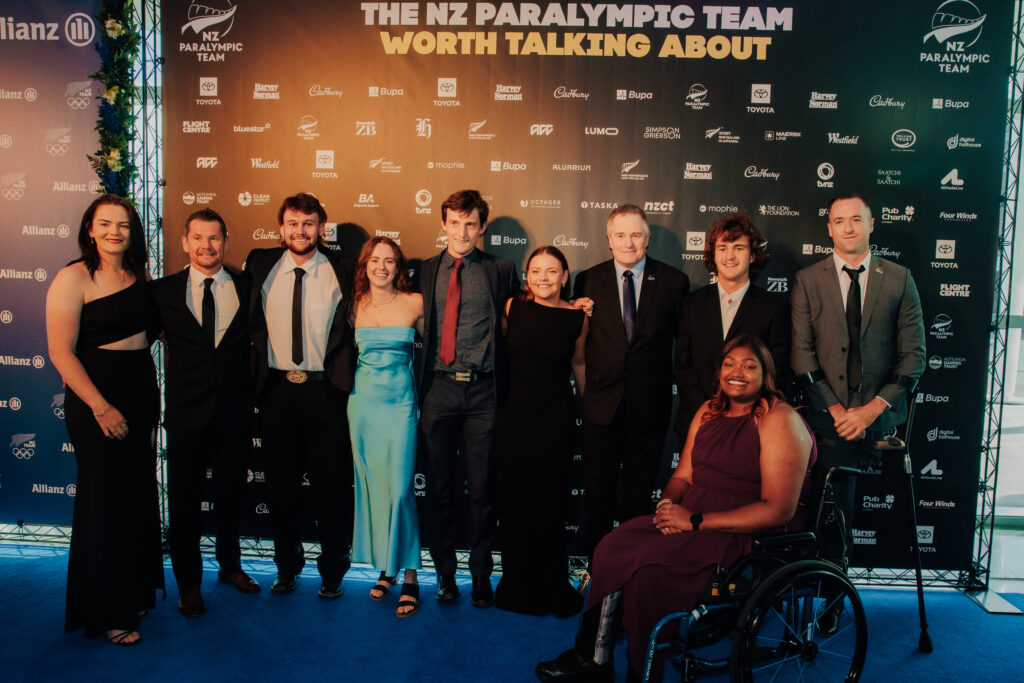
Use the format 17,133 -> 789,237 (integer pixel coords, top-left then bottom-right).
536,334 -> 816,682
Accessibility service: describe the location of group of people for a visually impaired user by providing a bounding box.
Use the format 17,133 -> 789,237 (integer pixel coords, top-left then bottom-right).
47,188 -> 925,680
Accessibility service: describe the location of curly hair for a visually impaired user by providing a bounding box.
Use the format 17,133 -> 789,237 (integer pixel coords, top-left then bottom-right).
702,334 -> 785,426
351,236 -> 414,309
702,213 -> 769,279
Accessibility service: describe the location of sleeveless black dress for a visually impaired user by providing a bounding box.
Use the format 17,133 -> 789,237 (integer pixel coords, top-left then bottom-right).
63,280 -> 164,636
495,299 -> 585,617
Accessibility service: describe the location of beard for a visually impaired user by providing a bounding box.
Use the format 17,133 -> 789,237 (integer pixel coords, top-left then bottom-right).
285,238 -> 318,256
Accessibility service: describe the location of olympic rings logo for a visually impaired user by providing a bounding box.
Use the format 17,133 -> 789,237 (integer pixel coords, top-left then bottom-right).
66,96 -> 90,110
45,143 -> 69,157
52,407 -> 65,419
1,189 -> 25,200
12,447 -> 34,459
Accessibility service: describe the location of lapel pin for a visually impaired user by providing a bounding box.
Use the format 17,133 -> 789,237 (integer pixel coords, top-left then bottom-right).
647,274 -> 655,281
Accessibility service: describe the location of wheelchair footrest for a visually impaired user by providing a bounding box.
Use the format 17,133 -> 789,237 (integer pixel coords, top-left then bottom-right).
751,531 -> 816,551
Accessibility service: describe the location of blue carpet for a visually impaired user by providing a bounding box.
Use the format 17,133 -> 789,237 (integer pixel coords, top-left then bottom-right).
1,544 -> 1021,681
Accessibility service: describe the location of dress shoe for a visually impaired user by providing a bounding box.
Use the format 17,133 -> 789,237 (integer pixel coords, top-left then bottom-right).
177,587 -> 205,617
318,581 -> 344,599
435,573 -> 460,602
471,575 -> 494,608
535,649 -> 614,682
271,574 -> 297,594
218,569 -> 261,594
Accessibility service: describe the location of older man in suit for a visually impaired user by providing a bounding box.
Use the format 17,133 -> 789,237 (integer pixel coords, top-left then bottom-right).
573,204 -> 689,558
417,189 -> 520,607
791,193 -> 925,567
245,193 -> 355,599
153,208 -> 258,618
675,213 -> 790,436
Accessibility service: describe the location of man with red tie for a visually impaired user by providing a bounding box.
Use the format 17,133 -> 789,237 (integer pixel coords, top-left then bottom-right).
416,190 -> 520,607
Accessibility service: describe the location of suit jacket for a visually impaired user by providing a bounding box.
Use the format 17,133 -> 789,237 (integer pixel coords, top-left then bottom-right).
572,257 -> 689,426
791,254 -> 925,430
151,266 -> 252,431
675,283 -> 791,434
415,248 -> 520,402
244,246 -> 355,396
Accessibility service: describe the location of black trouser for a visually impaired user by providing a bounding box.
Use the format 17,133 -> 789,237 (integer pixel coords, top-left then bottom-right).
259,373 -> 352,585
582,400 -> 669,560
166,413 -> 249,591
421,374 -> 497,577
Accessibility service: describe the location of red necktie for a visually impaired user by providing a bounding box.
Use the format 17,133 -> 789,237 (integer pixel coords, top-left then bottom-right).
439,258 -> 463,366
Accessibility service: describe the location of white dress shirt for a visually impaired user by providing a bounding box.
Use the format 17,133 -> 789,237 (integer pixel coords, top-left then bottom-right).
185,265 -> 239,347
261,249 -> 341,371
717,280 -> 750,340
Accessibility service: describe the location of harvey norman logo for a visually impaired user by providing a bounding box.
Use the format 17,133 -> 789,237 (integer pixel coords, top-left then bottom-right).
809,91 -> 837,109
683,162 -> 712,180
253,83 -> 279,99
494,84 -> 522,101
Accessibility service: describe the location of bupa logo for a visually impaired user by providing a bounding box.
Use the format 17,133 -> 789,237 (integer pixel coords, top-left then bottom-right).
530,124 -> 553,136
196,156 -> 218,169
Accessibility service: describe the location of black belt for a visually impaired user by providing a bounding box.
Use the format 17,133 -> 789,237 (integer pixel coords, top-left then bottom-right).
434,370 -> 493,383
271,368 -> 327,384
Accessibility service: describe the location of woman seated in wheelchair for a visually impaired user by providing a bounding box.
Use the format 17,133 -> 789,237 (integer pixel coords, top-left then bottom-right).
537,334 -> 816,682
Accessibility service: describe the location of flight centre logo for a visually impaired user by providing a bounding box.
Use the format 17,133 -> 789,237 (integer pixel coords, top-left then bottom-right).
180,0 -> 243,63
921,1 -> 991,74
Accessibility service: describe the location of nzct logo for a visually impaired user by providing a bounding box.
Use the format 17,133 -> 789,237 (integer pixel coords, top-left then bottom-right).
921,1 -> 990,73
180,0 -> 243,62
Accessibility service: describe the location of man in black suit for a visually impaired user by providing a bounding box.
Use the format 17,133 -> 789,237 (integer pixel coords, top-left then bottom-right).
416,189 -> 520,607
675,213 -> 790,435
152,208 -> 259,618
244,193 -> 355,599
572,204 -> 689,558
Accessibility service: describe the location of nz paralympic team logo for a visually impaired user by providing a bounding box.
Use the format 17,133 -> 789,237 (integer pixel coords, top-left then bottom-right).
182,0 -> 237,36
924,1 -> 986,48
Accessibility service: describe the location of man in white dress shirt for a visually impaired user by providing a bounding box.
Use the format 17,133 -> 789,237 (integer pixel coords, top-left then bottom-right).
244,193 -> 356,599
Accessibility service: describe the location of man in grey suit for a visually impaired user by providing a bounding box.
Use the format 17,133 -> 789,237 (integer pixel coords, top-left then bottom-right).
791,193 -> 925,569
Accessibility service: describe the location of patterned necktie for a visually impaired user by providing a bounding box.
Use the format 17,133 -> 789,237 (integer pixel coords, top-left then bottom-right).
843,265 -> 865,391
439,258 -> 463,366
622,270 -> 636,341
291,267 -> 306,365
201,277 -> 215,343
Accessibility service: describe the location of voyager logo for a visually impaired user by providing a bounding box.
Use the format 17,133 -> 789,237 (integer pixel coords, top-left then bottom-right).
809,91 -> 838,109
683,162 -> 712,180
519,199 -> 561,210
468,120 -> 495,140
554,86 -> 590,100
685,83 -> 709,109
921,0 -> 990,74
748,83 -> 774,113
494,84 -> 522,101
930,313 -> 953,339
179,0 -> 242,62
869,94 -> 906,109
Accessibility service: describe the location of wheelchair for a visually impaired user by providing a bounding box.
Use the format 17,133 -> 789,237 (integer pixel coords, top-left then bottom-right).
642,466 -> 868,682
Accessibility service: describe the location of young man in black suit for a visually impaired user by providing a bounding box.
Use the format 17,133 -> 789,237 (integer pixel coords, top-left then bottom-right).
572,204 -> 689,558
675,213 -> 791,435
152,208 -> 258,618
416,189 -> 520,607
244,193 -> 355,599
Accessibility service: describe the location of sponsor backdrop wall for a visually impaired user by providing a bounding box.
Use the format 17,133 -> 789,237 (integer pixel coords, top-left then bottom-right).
0,1 -> 102,526
161,0 -> 1010,571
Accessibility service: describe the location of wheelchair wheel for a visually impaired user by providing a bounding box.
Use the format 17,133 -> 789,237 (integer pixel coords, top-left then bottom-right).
729,560 -> 867,682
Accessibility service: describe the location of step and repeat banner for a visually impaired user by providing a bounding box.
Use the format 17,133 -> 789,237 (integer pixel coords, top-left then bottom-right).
1,1 -> 1009,574
160,0 -> 1010,570
0,1 -> 102,527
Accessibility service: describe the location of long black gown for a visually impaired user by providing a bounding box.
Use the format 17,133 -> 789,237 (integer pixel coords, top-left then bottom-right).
495,299 -> 584,617
63,279 -> 164,637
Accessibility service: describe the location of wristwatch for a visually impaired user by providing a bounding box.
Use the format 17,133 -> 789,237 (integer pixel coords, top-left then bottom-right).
690,512 -> 703,531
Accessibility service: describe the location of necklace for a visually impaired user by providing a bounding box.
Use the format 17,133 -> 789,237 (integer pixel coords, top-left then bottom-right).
371,290 -> 398,308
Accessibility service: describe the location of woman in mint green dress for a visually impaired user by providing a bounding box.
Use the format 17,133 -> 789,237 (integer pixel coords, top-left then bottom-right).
347,236 -> 424,617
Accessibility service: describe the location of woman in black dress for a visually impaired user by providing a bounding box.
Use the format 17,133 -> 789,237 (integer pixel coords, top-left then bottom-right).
45,195 -> 163,646
495,246 -> 588,617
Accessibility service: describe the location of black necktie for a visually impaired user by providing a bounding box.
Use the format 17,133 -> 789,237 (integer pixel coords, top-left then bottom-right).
292,267 -> 306,365
201,277 -> 216,344
622,270 -> 636,341
843,265 -> 865,391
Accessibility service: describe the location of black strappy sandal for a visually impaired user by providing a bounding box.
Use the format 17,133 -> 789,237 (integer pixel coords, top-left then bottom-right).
395,582 -> 420,617
370,571 -> 396,601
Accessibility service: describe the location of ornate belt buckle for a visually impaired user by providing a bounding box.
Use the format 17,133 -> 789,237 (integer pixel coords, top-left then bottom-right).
453,371 -> 472,382
285,369 -> 308,384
